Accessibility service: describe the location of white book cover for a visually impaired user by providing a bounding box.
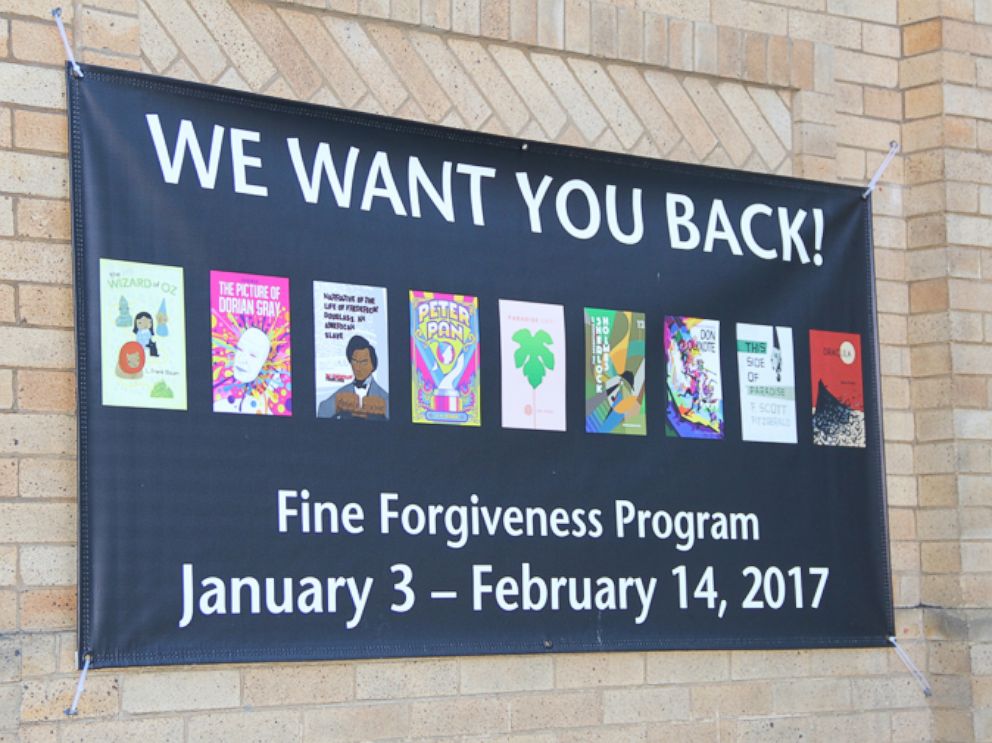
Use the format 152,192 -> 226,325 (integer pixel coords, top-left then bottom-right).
736,323 -> 797,444
313,281 -> 389,420
499,299 -> 566,431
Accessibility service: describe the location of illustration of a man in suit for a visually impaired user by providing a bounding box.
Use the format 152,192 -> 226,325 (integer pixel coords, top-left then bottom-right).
317,335 -> 389,420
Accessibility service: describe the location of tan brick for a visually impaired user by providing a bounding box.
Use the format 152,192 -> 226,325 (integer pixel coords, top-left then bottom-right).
18,458 -> 75,500
411,695 -> 508,736
10,20 -> 66,66
766,34 -> 790,87
123,670 -> 240,713
717,84 -> 786,167
19,587 -> 75,630
959,475 -> 992,506
588,2 -> 616,59
0,325 -> 74,369
644,12 -> 668,67
691,681 -> 772,716
277,11 -> 364,106
743,31 -> 766,83
185,0 -> 276,90
19,634 -> 56,678
909,278 -> 948,313
230,0 -> 321,99
428,654 -> 532,695
0,63 -> 64,109
14,200 -> 70,243
21,675 -> 118,722
563,0 -> 589,54
0,411 -> 75,456
11,110 -> 66,156
589,686 -> 687,724
0,590 -> 16,631
509,689 -> 599,730
916,409 -> 952,441
0,544 -> 14,586
80,8 -> 139,57
644,71 -> 715,159
411,33 -> 490,128
916,441 -> 956,474
63,718 -> 185,743
0,458 -> 14,501
922,541 -> 961,572
143,0 -> 224,81
326,18 -> 410,114
0,151 -> 68,200
481,0 -> 510,39
489,46 -> 566,138
534,0 -> 562,48
19,544 -> 75,586
641,650 -> 729,685
948,278 -> 992,310
730,649 -> 810,679
772,677 -> 851,713
508,0 -> 537,44
956,441 -> 992,473
551,652 -> 642,688
305,701 -> 411,740
0,371 -> 9,413
16,285 -> 72,329
188,710 -> 302,743
954,409 -> 992,439
952,344 -> 992,374
0,196 -> 11,239
667,18 -> 692,72
903,18 -> 942,56
370,25 -> 451,122
15,370 -> 75,414
569,58 -> 642,148
353,658 -> 459,699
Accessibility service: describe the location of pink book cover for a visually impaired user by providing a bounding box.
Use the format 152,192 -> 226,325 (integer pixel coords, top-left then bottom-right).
211,270 -> 292,415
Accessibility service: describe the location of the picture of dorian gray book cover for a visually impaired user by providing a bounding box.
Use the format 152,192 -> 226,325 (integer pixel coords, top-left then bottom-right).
313,281 -> 389,421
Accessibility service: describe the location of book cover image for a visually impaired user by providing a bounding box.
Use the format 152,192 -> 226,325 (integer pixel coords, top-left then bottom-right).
665,316 -> 723,439
584,308 -> 646,436
499,299 -> 566,431
410,291 -> 480,426
211,271 -> 292,416
99,258 -> 187,410
810,329 -> 866,447
736,323 -> 797,444
313,281 -> 389,421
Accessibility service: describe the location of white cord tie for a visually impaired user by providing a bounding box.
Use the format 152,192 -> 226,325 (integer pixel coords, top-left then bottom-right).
64,654 -> 92,716
889,636 -> 932,697
863,141 -> 899,198
51,8 -> 83,79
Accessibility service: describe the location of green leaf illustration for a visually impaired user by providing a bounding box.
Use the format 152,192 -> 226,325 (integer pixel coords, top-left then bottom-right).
512,328 -> 555,390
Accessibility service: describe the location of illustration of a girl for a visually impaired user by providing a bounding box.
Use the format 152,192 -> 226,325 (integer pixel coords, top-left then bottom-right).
133,311 -> 159,357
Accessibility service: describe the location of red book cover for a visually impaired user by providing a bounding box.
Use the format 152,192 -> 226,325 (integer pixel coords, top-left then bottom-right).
809,329 -> 865,447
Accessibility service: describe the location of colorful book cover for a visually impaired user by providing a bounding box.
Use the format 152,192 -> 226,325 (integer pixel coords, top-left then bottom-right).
211,271 -> 292,416
410,291 -> 480,426
584,308 -> 646,435
499,299 -> 566,431
736,323 -> 797,444
665,316 -> 723,439
314,281 -> 389,421
810,329 -> 866,447
99,258 -> 187,410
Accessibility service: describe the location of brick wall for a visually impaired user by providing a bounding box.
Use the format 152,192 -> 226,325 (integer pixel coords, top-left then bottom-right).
0,0 -> 988,740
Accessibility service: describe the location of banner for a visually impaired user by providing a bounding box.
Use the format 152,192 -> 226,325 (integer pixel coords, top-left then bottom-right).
69,65 -> 893,668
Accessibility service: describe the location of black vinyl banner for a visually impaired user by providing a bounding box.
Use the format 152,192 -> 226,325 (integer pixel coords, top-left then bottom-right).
69,65 -> 893,668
